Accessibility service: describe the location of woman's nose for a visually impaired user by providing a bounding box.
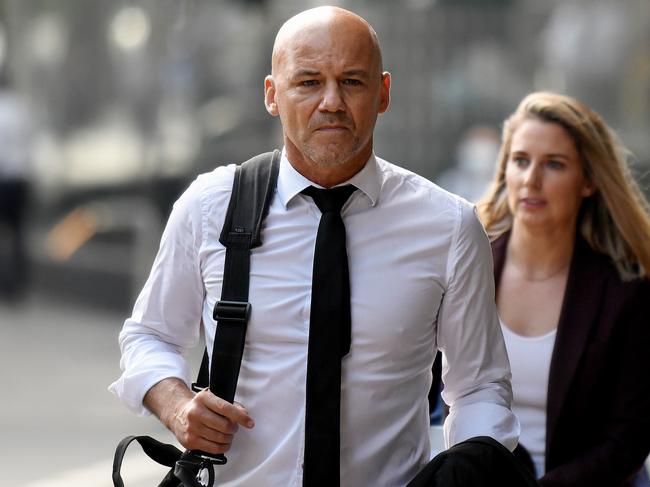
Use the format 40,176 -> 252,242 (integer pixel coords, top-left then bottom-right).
522,163 -> 542,188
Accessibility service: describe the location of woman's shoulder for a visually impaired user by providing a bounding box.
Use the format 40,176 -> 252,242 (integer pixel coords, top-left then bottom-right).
580,239 -> 650,305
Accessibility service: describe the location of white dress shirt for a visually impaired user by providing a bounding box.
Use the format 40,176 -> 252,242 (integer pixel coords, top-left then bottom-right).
110,152 -> 518,486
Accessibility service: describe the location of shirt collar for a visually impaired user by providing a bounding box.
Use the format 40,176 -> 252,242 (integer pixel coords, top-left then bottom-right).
276,147 -> 381,209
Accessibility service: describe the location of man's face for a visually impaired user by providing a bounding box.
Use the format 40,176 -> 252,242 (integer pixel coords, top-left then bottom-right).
265,19 -> 390,173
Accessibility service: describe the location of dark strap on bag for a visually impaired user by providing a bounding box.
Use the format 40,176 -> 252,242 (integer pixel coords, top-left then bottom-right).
194,150 -> 280,399
112,150 -> 280,487
112,436 -> 183,487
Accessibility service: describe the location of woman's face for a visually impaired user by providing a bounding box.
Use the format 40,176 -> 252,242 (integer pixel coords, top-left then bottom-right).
505,118 -> 594,231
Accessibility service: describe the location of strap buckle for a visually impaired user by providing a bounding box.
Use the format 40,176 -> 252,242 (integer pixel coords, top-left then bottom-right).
174,450 -> 225,487
213,300 -> 251,324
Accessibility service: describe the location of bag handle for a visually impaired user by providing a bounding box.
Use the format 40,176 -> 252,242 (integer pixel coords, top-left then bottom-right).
112,435 -> 183,487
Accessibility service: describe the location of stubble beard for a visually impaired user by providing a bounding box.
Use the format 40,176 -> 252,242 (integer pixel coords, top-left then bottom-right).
301,136 -> 363,168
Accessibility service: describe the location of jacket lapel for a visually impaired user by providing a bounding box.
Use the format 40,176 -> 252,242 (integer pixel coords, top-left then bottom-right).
491,233 -> 508,288
544,238 -> 607,451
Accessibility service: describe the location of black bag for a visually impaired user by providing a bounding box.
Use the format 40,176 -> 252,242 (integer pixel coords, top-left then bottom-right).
112,150 -> 280,487
407,436 -> 539,487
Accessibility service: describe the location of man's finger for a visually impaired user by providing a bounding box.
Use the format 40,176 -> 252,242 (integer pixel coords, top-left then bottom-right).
193,409 -> 239,436
189,422 -> 235,445
199,390 -> 255,429
189,434 -> 232,455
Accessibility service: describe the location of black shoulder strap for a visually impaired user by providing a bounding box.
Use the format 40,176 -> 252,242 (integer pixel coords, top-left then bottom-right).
193,149 -> 280,398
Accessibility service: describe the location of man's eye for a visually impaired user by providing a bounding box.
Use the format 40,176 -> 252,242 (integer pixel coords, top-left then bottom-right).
343,79 -> 362,86
301,80 -> 318,87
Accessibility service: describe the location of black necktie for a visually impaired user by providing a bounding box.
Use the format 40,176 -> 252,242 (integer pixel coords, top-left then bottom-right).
301,185 -> 356,487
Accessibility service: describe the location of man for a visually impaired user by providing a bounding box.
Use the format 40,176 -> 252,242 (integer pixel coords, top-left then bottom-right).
110,6 -> 518,486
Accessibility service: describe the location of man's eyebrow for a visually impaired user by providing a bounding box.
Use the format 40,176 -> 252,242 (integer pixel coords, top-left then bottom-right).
291,68 -> 371,78
342,69 -> 370,77
293,69 -> 321,77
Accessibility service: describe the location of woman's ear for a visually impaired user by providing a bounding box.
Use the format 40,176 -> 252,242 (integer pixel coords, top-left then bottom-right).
581,178 -> 596,198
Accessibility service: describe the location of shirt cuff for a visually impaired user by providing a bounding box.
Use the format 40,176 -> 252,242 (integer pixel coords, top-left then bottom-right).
444,401 -> 520,452
108,352 -> 192,416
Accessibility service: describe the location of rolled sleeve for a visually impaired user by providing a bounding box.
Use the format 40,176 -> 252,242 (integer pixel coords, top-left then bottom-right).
108,179 -> 206,415
437,202 -> 520,451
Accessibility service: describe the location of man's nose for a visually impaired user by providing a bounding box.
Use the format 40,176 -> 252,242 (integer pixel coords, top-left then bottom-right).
319,82 -> 345,112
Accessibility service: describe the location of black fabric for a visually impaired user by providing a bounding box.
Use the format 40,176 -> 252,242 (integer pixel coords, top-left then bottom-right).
301,185 -> 356,487
514,443 -> 537,478
407,436 -> 539,487
112,151 -> 280,487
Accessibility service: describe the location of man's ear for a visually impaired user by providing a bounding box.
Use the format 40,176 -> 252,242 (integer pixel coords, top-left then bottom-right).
264,76 -> 279,116
378,71 -> 391,114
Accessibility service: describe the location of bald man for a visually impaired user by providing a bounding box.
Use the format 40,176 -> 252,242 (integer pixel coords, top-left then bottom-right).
111,7 -> 519,486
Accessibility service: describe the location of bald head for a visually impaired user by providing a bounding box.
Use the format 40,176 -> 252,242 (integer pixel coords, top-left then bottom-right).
271,6 -> 383,77
263,6 -> 390,187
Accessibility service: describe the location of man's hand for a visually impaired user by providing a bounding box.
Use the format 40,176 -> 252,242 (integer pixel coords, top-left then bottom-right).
144,378 -> 255,455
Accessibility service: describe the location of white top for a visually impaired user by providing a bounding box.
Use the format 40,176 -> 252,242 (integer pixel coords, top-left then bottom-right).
501,322 -> 557,478
110,152 -> 519,487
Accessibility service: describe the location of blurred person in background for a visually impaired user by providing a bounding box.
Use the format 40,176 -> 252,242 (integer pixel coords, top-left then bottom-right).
111,6 -> 521,486
0,68 -> 32,302
478,91 -> 650,487
436,125 -> 500,203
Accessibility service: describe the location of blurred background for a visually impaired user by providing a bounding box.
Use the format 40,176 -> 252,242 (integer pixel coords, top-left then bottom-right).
0,0 -> 648,484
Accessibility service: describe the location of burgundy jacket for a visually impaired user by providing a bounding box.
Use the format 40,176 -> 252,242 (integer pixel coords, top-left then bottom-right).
492,234 -> 650,487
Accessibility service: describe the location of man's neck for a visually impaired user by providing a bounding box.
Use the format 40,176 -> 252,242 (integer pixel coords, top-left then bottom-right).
284,144 -> 372,188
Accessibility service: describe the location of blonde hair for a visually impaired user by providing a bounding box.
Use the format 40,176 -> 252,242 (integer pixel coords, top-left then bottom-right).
478,91 -> 650,281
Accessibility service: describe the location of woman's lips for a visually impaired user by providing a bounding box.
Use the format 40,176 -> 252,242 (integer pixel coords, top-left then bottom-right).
520,197 -> 546,209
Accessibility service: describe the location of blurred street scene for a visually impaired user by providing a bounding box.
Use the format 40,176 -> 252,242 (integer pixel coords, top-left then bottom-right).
0,0 -> 649,484
0,292 -> 204,486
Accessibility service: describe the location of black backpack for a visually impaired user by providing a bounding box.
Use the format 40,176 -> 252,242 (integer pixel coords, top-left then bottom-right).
112,150 -> 280,487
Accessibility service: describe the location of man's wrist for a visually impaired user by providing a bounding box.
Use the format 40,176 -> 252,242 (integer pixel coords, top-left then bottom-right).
144,378 -> 194,433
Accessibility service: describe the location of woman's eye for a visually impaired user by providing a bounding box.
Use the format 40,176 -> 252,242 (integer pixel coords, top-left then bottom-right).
513,157 -> 528,167
547,160 -> 565,170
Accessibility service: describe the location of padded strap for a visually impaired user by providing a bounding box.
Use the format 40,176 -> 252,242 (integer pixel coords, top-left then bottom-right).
210,150 -> 279,401
219,150 -> 281,249
193,150 -> 280,392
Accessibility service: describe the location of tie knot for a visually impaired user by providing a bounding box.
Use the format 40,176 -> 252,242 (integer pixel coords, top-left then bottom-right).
302,185 -> 356,214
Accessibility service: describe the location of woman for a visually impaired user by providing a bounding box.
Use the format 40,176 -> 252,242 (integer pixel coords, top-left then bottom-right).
478,92 -> 650,486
